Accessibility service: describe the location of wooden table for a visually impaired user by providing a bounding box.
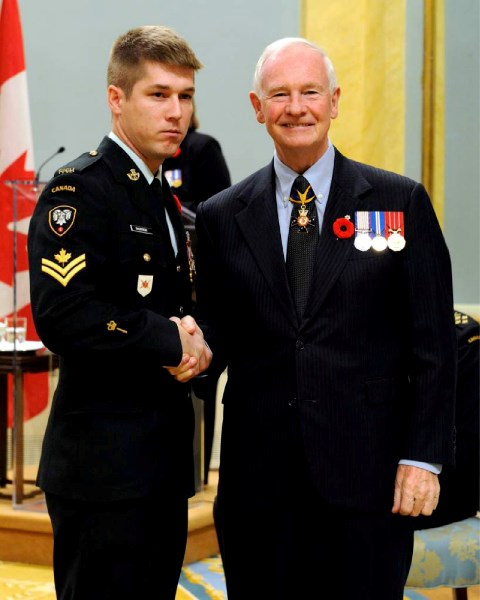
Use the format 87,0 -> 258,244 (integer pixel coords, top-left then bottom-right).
0,347 -> 58,504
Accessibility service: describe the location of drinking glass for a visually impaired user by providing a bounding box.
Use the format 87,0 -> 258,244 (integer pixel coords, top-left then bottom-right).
6,316 -> 27,344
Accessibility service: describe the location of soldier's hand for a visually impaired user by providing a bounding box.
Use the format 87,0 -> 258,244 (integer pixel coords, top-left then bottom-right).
164,316 -> 212,382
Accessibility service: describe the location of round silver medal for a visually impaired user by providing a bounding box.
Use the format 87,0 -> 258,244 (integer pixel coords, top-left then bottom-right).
387,232 -> 406,251
371,235 -> 388,252
354,232 -> 372,252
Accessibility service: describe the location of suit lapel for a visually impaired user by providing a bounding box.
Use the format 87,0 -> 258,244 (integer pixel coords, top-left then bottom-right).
235,164 -> 299,327
233,152 -> 373,329
302,150 -> 372,326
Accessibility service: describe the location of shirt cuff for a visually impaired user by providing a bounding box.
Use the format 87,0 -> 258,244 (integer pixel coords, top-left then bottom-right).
399,459 -> 442,474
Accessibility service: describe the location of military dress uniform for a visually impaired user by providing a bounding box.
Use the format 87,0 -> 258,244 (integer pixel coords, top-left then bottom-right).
415,310 -> 480,529
28,136 -> 195,600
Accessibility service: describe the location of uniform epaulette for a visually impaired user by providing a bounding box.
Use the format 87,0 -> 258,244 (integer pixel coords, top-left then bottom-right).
454,311 -> 480,347
454,311 -> 474,329
53,150 -> 102,177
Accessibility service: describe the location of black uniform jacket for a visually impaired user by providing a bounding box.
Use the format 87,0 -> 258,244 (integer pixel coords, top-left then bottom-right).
28,136 -> 195,502
194,148 -> 457,512
415,311 -> 479,528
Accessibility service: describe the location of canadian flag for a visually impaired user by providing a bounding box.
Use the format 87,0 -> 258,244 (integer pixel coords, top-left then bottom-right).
0,0 -> 49,426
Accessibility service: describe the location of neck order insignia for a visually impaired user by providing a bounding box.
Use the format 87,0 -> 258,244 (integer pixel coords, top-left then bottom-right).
289,184 -> 316,232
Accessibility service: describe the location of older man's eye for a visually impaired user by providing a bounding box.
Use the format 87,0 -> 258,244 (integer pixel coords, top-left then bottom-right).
266,92 -> 289,102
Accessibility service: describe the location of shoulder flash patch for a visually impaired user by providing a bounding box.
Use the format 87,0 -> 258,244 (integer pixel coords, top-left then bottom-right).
54,150 -> 102,177
49,205 -> 77,236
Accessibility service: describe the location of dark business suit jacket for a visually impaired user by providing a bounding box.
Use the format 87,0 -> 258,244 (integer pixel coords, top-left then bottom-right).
28,136 -> 196,502
195,148 -> 457,512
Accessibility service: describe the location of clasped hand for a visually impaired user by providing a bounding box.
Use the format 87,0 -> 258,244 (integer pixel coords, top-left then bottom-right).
164,315 -> 212,383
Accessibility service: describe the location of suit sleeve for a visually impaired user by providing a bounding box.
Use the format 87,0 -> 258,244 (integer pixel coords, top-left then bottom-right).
193,200 -> 229,379
402,182 -> 457,464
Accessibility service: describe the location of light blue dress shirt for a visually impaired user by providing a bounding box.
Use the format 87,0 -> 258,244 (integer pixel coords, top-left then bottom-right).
274,141 -> 334,259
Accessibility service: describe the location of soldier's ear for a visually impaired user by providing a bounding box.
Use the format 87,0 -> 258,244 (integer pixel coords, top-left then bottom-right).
108,85 -> 124,115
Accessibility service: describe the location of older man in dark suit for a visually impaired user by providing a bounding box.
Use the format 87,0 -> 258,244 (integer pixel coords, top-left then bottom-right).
193,37 -> 457,600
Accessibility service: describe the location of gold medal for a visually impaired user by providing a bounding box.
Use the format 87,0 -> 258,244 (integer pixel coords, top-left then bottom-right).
289,179 -> 317,232
296,205 -> 311,228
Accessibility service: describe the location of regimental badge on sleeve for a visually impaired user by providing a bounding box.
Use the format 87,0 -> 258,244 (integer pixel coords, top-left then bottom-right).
48,205 -> 77,236
137,275 -> 153,297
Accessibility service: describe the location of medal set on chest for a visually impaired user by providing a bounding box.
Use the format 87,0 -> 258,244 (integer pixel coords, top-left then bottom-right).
353,211 -> 406,252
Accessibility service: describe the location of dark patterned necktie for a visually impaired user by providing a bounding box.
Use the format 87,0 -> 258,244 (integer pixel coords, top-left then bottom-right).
151,177 -> 168,227
151,177 -> 177,250
286,175 -> 319,318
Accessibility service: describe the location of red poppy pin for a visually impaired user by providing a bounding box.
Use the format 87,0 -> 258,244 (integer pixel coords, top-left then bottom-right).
333,215 -> 354,239
173,194 -> 182,213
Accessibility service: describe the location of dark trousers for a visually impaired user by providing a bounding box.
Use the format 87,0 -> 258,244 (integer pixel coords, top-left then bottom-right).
45,492 -> 188,600
215,478 -> 414,600
194,375 -> 220,485
203,386 -> 217,484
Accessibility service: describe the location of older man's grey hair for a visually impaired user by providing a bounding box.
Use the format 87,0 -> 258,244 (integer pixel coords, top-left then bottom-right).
252,37 -> 337,96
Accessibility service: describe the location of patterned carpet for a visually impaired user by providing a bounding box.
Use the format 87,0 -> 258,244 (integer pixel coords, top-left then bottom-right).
179,556 -> 226,599
0,558 -> 227,600
0,555 -> 478,599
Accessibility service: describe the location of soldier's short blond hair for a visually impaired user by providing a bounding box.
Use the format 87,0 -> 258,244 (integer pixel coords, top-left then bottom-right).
108,25 -> 202,97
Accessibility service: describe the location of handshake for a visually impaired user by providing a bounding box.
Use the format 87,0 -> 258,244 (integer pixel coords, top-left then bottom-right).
164,315 -> 212,383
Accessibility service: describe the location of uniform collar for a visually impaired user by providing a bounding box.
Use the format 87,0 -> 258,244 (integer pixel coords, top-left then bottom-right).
108,131 -> 162,185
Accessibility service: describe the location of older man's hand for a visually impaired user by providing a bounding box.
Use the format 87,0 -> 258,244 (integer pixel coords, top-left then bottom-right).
164,316 -> 212,382
392,464 -> 440,517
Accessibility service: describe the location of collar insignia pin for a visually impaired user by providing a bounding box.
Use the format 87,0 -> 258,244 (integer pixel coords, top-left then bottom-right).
127,168 -> 140,181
